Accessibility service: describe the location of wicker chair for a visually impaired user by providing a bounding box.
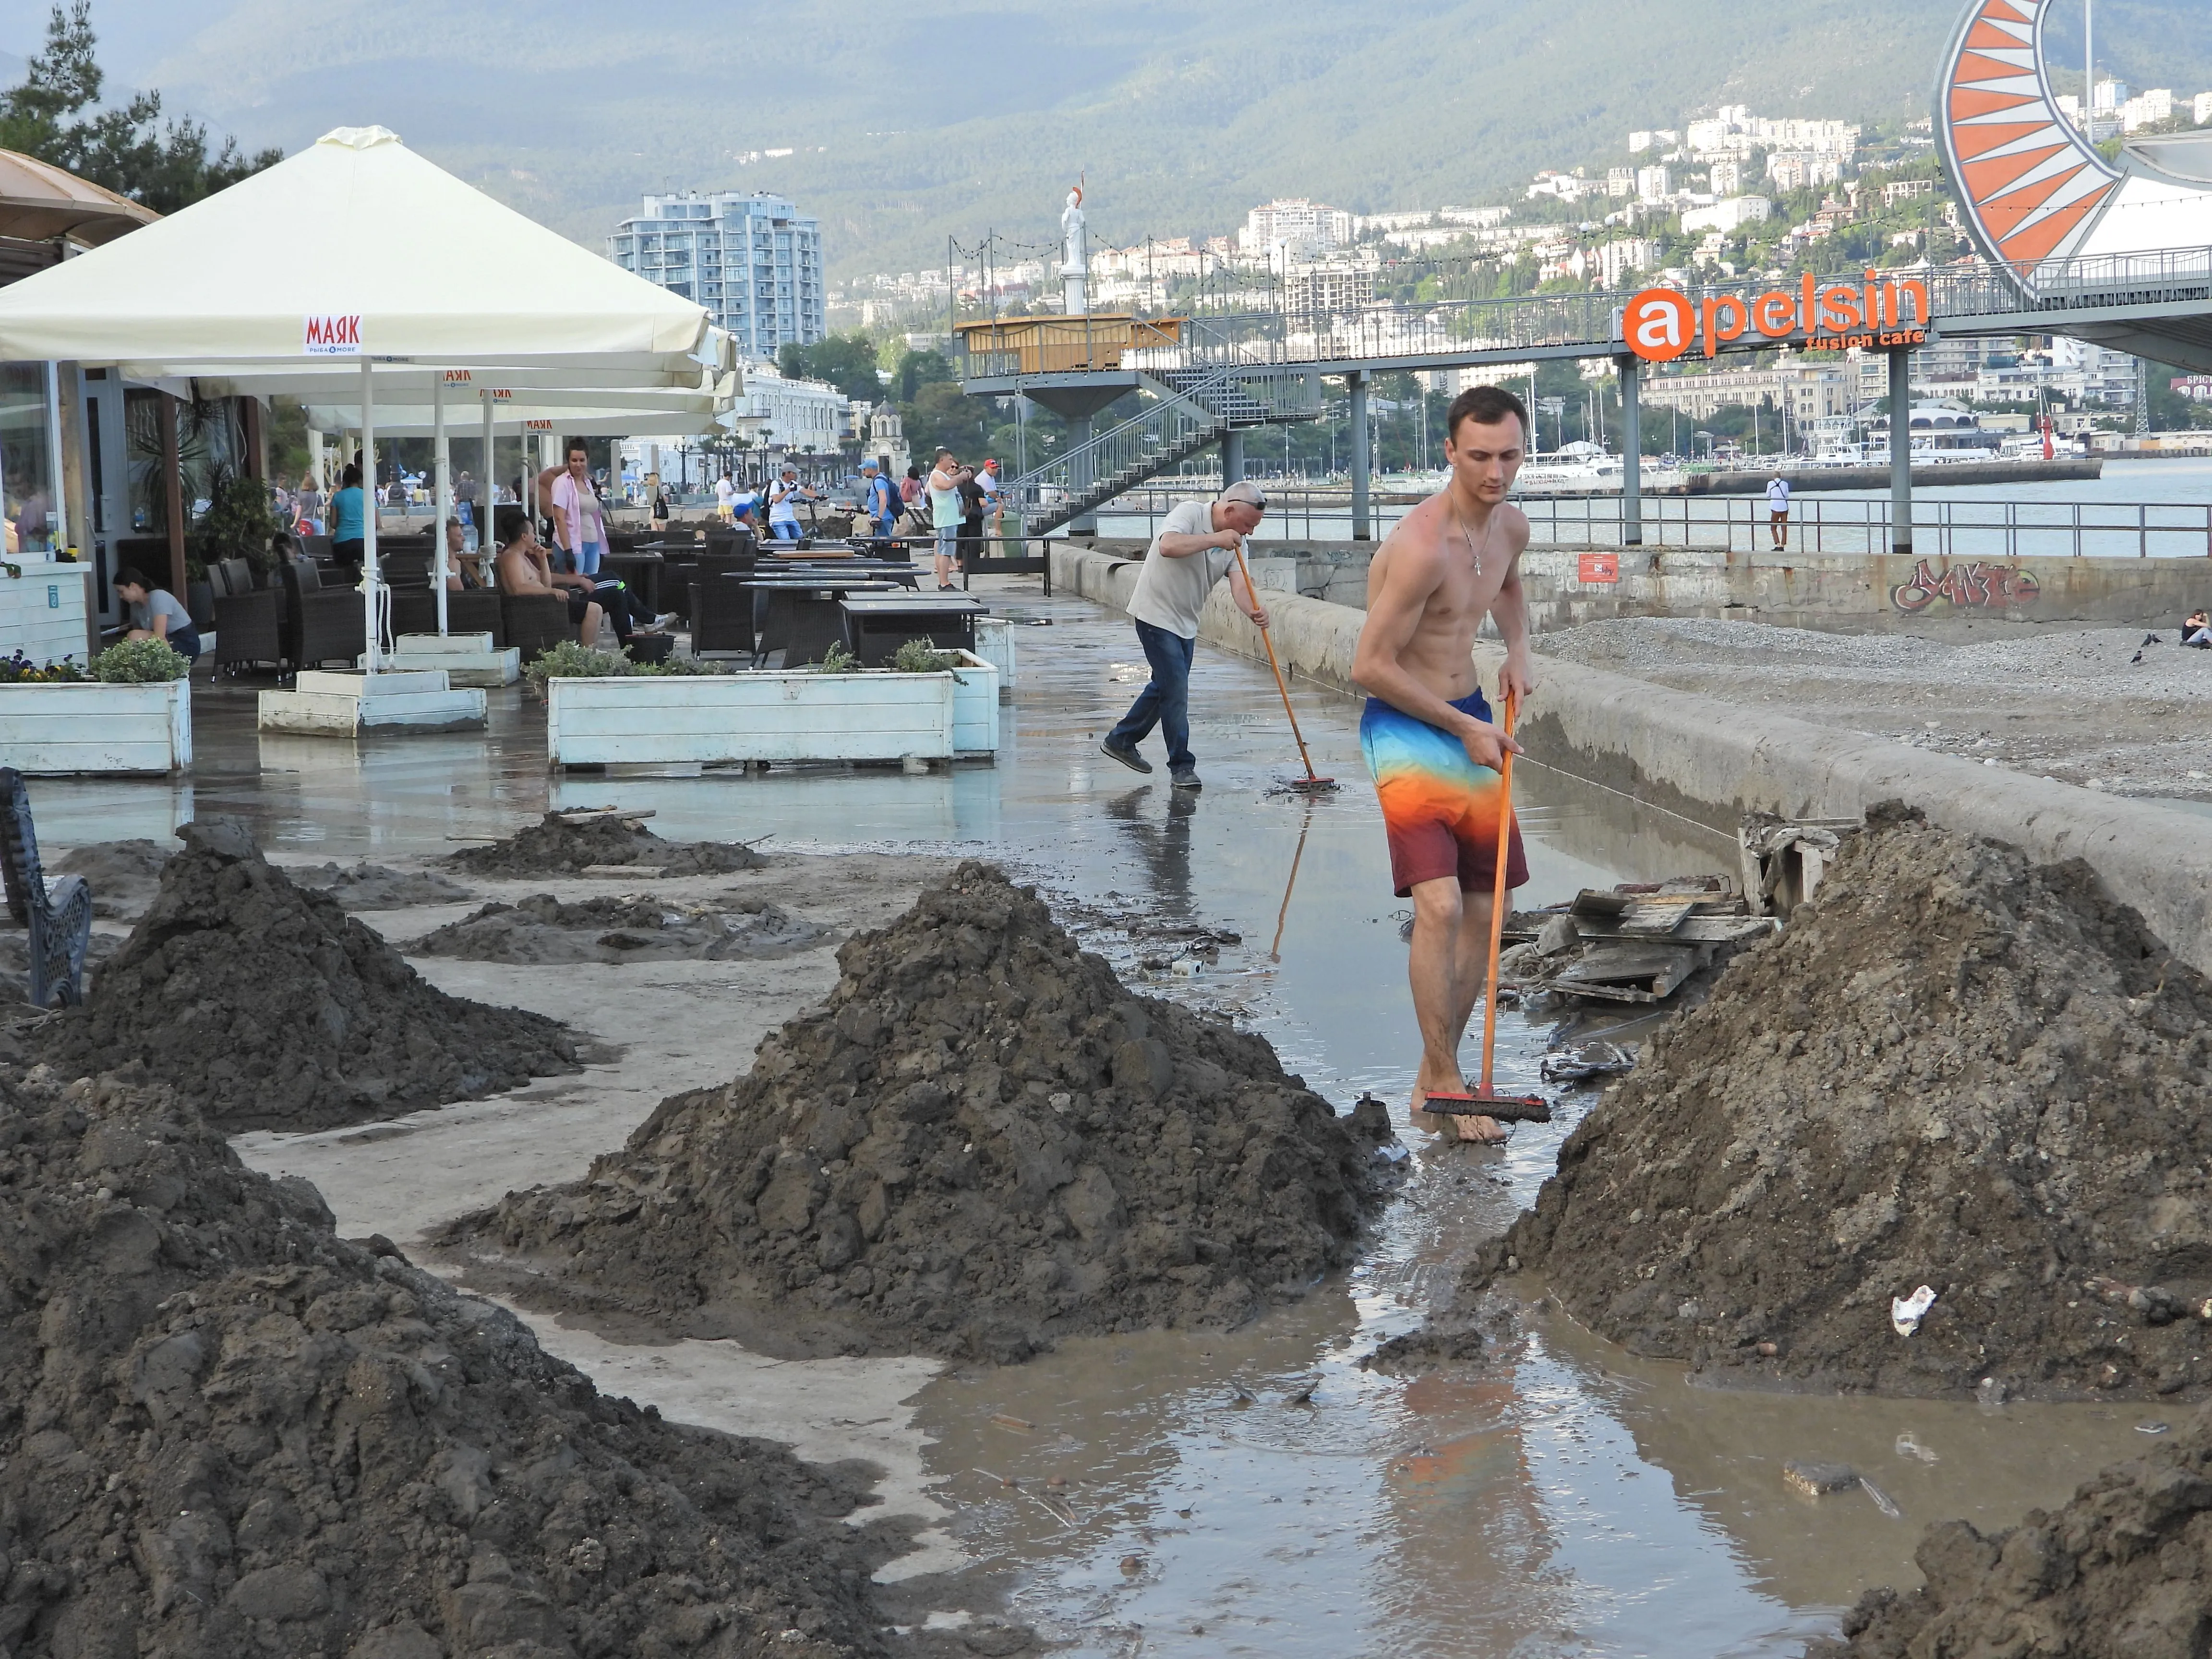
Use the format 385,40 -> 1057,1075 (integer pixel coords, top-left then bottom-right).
212,562 -> 283,675
280,560 -> 366,673
690,577 -> 756,660
389,589 -> 505,645
499,592 -> 576,661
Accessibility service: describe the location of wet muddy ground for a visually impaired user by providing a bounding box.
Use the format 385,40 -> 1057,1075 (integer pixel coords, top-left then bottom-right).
15,581 -> 2165,1655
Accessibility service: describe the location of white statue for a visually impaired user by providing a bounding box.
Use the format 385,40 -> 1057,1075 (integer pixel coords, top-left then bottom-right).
1060,184 -> 1090,316
1061,186 -> 1087,271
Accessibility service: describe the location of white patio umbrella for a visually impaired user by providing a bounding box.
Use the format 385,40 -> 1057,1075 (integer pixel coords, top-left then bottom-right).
0,124 -> 717,666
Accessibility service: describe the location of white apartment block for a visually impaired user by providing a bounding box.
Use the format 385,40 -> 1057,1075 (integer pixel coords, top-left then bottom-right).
1708,156 -> 1744,195
1680,195 -> 1773,235
1285,264 -> 1375,313
1768,153 -> 1844,192
2119,88 -> 2176,132
2198,92 -> 2212,125
1595,239 -> 1662,286
1635,165 -> 1673,203
1238,199 -> 1354,261
1687,108 -> 1860,162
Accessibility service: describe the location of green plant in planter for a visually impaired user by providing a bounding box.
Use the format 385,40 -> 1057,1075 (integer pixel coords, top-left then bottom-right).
189,467 -> 286,578
890,638 -> 959,673
816,641 -> 864,673
524,640 -> 632,696
91,639 -> 191,682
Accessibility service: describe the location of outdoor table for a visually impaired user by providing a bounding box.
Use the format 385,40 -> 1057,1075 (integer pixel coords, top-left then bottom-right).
837,593 -> 986,665
734,577 -> 905,665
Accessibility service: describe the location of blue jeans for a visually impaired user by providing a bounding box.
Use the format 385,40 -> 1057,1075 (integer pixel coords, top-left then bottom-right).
576,539 -> 603,576
1107,620 -> 1196,769
769,520 -> 803,542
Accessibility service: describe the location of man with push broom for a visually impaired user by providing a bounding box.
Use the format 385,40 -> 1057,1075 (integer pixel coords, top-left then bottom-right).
1352,385 -> 1542,1145
1100,480 -> 1273,790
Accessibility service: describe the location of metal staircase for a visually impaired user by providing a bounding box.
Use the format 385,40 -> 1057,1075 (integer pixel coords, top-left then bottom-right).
1002,366 -> 1321,536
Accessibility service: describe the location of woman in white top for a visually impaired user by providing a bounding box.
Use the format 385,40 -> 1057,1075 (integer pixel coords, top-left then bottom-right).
926,448 -> 973,590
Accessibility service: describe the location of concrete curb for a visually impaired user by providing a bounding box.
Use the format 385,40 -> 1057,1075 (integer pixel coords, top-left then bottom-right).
1052,542 -> 2212,972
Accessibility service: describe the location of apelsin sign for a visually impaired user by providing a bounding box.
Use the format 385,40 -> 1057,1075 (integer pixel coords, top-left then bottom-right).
1625,274 -> 1932,361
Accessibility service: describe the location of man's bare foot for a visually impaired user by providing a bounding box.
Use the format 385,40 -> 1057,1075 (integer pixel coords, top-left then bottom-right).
1412,1084 -> 1509,1145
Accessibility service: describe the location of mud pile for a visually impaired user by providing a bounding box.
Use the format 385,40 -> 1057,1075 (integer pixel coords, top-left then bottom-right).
54,838 -> 172,919
292,862 -> 475,909
36,820 -> 578,1133
442,863 -> 1393,1364
1469,806 -> 2212,1400
447,813 -> 767,878
1810,1406 -> 2212,1657
0,1069 -> 905,1659
410,892 -> 824,965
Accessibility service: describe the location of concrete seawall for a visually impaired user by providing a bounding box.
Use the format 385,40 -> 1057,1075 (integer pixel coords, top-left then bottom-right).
1078,537 -> 2212,635
1053,542 -> 2212,972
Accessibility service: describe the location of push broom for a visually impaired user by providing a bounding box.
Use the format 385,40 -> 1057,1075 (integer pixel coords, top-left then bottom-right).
1420,685 -> 1551,1137
1227,539 -> 1336,795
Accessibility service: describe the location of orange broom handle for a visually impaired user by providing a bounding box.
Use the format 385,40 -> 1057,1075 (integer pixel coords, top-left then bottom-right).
1478,687 -> 1520,1094
1228,538 -> 1324,784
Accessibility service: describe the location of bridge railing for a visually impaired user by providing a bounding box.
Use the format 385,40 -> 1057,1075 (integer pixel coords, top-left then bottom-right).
1086,485 -> 2212,561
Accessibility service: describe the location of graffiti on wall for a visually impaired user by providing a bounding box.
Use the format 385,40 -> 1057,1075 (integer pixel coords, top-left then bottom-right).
1890,559 -> 2042,613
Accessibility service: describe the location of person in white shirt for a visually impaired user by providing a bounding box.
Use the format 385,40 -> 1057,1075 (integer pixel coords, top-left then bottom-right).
714,472 -> 737,522
767,466 -> 817,542
926,449 -> 974,589
1766,472 -> 1791,551
976,457 -> 1004,554
1099,481 -> 1272,790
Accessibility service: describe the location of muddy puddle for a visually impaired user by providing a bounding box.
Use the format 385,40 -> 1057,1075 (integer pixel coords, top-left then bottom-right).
25,594 -> 2165,1653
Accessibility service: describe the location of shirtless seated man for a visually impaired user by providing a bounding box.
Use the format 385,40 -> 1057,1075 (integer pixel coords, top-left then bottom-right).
1350,384 -> 1538,1145
493,505 -> 605,646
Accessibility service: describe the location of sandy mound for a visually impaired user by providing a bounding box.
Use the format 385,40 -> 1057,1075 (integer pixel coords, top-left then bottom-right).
447,813 -> 767,878
409,892 -> 826,965
53,838 -> 173,919
292,861 -> 475,909
439,864 -> 1395,1364
1810,1407 -> 2212,1658
1467,806 -> 2212,1401
0,1068 -> 912,1659
34,820 -> 579,1133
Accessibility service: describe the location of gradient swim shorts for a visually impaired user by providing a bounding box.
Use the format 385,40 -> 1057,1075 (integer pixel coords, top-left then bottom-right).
1360,691 -> 1530,899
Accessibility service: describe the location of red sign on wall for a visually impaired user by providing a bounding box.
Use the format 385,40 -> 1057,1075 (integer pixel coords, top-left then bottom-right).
1578,553 -> 1620,585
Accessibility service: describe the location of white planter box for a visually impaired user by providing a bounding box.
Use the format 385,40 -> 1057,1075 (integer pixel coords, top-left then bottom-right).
258,669 -> 487,735
0,678 -> 191,774
973,615 -> 1016,693
947,649 -> 999,755
547,660 -> 1001,769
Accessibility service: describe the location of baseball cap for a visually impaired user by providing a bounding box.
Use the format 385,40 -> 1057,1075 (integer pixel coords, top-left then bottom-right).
1221,480 -> 1268,510
860,460 -> 879,471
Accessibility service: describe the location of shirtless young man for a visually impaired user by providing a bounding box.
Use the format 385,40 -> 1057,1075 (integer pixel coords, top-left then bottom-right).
493,506 -> 605,647
1350,384 -> 1538,1145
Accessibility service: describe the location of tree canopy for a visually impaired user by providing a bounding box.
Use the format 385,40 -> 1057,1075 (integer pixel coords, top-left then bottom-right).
0,1 -> 282,215
776,334 -> 885,404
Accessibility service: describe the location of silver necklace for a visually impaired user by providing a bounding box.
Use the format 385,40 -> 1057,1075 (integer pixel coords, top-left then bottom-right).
1451,498 -> 1496,578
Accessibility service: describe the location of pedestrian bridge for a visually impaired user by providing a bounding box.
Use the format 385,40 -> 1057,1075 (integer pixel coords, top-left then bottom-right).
960,246 -> 2212,543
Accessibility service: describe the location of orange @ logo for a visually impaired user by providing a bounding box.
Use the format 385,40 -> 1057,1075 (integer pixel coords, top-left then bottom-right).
1625,290 -> 1694,362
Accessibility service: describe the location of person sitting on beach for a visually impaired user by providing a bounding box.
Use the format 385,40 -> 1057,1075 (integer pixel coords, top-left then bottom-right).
2186,608 -> 2210,649
494,506 -> 605,647
113,568 -> 201,661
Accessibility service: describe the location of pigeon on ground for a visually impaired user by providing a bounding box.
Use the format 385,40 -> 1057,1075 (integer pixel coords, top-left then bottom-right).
2143,633 -> 2162,646
2132,650 -> 2144,664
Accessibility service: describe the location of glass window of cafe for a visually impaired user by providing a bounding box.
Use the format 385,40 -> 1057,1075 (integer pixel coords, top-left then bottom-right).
0,362 -> 58,557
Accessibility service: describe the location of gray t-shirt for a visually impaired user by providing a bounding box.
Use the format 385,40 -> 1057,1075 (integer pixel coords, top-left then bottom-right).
1129,500 -> 1239,638
130,588 -> 193,636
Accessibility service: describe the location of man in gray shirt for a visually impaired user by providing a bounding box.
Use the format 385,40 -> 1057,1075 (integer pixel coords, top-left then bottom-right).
1099,481 -> 1271,790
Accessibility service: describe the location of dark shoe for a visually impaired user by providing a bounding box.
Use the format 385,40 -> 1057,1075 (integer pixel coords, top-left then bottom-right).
1169,764 -> 1202,790
1101,737 -> 1152,774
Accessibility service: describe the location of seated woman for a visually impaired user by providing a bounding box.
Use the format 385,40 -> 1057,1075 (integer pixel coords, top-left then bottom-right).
439,517 -> 488,590
2186,608 -> 2210,649
330,463 -> 368,579
113,568 -> 201,661
493,507 -> 605,646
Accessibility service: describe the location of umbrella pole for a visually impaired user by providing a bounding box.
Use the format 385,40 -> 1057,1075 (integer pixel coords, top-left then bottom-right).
481,393 -> 494,570
361,359 -> 381,673
433,376 -> 450,637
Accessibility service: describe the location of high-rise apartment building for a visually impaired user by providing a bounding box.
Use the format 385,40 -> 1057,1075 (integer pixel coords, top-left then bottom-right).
609,191 -> 826,357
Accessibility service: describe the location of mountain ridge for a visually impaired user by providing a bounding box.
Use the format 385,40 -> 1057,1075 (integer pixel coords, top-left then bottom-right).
11,0 -> 2212,275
